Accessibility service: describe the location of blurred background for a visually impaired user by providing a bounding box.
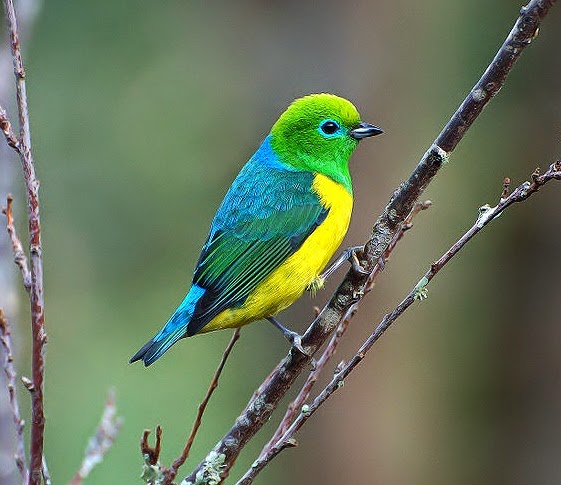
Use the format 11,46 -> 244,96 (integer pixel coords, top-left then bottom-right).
1,0 -> 560,483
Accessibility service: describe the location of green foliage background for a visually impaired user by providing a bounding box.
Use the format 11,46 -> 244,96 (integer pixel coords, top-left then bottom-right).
1,0 -> 560,483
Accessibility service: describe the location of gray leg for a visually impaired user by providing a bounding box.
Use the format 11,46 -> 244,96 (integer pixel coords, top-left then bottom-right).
267,317 -> 308,355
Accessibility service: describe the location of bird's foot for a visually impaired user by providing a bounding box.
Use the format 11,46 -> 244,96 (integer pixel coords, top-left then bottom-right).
286,330 -> 309,356
321,245 -> 369,281
350,250 -> 369,276
267,316 -> 310,356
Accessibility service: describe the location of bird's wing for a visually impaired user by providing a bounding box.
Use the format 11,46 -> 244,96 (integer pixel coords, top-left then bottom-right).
187,161 -> 327,336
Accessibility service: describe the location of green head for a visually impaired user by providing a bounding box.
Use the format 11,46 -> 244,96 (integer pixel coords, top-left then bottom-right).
269,93 -> 383,193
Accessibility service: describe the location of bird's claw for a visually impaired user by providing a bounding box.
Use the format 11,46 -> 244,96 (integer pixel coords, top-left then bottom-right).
320,245 -> 369,282
267,316 -> 311,356
288,331 -> 311,356
350,251 -> 369,276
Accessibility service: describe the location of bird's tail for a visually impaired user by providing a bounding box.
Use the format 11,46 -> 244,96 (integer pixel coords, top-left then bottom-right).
129,285 -> 205,366
129,326 -> 185,366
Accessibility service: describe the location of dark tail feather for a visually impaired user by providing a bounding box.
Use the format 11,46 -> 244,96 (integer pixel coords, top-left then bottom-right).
129,339 -> 157,366
130,285 -> 206,366
129,329 -> 185,366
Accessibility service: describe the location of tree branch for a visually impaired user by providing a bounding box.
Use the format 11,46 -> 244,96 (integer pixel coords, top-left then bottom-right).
3,0 -> 30,149
140,330 -> 241,484
0,308 -> 27,483
258,201 -> 431,460
237,162 -> 561,483
2,194 -> 30,291
0,105 -> 20,153
1,0 -> 46,483
140,425 -> 163,475
163,329 -> 241,484
182,1 -> 557,482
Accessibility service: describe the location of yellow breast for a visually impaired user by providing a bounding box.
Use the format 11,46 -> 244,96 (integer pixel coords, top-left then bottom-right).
199,173 -> 353,333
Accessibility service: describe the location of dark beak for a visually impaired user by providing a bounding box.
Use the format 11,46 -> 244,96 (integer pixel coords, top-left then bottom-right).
350,122 -> 384,140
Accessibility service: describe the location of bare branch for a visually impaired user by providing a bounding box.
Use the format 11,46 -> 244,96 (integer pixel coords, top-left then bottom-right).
162,329 -> 241,484
138,330 -> 241,484
69,389 -> 123,485
0,308 -> 28,483
3,0 -> 30,149
1,0 -> 47,482
183,2 -> 557,482
140,426 -> 164,484
0,105 -> 20,153
239,162 -> 561,483
258,202 -> 431,459
141,426 -> 162,467
2,194 -> 30,291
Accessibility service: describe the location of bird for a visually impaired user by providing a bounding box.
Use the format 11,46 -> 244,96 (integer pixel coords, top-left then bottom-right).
130,93 -> 383,366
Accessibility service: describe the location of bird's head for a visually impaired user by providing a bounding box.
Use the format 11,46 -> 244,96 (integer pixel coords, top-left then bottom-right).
269,93 -> 382,192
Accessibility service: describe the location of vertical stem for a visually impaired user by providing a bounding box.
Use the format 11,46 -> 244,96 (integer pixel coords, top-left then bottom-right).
2,1 -> 46,484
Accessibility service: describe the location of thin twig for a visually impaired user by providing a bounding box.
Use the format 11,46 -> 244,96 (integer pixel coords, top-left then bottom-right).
0,105 -> 21,152
183,2 -> 557,482
0,308 -> 28,483
259,201 -> 431,458
239,162 -> 561,483
69,389 -> 123,485
163,329 -> 241,484
3,0 -> 30,148
0,2 -> 40,473
141,425 -> 163,467
1,0 -> 47,483
2,194 -> 31,291
257,306 -> 355,459
139,330 -> 241,484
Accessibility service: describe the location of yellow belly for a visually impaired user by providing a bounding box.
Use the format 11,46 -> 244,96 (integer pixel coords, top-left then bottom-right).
199,173 -> 353,333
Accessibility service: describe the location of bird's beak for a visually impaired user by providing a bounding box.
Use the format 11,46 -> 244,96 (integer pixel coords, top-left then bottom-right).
350,122 -> 384,140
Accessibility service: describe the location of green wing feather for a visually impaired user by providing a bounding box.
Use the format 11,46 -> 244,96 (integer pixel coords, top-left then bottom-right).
187,156 -> 327,336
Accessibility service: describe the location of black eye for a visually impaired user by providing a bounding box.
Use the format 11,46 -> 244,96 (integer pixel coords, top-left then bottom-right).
320,120 -> 339,135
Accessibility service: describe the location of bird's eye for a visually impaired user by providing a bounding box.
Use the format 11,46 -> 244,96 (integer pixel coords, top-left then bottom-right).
319,120 -> 340,136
